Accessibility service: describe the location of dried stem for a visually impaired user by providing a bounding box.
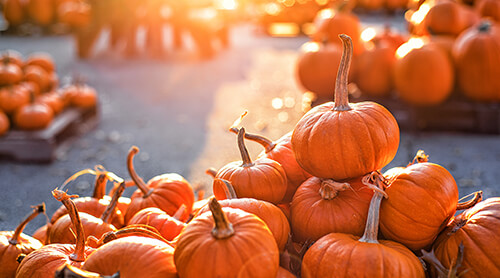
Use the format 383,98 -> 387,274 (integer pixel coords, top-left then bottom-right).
229,128 -> 276,153
359,172 -> 388,243
9,203 -> 45,245
127,146 -> 153,197
215,178 -> 238,199
101,182 -> 126,223
236,128 -> 253,167
334,34 -> 353,111
209,197 -> 234,239
457,191 -> 483,211
319,179 -> 351,200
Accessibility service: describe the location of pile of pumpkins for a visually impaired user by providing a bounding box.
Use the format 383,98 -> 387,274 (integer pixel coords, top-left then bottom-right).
1,0 -> 90,31
0,50 -> 97,136
296,0 -> 500,106
1,34 -> 498,277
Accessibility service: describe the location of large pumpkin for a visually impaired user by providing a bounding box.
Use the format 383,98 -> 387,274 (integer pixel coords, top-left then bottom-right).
430,197 -> 500,277
214,128 -> 287,204
379,152 -> 459,251
290,176 -> 373,244
292,34 -> 399,180
453,20 -> 500,101
174,198 -> 280,278
394,38 -> 454,105
301,173 -> 425,278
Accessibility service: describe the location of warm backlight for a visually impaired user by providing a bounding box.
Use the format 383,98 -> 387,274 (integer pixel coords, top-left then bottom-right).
396,37 -> 425,58
268,23 -> 300,37
409,3 -> 431,25
300,41 -> 320,53
361,27 -> 377,42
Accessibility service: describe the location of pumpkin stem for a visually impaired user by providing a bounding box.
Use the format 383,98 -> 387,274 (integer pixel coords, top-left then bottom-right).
319,179 -> 351,200
214,178 -> 238,199
456,191 -> 483,211
9,203 -> 45,245
408,150 -> 429,166
421,243 -> 467,278
334,34 -> 353,111
127,146 -> 153,198
196,189 -> 205,201
209,197 -> 234,239
87,225 -> 171,248
229,127 -> 276,153
359,172 -> 388,243
421,248 -> 448,277
92,173 -> 108,199
101,181 -> 126,223
236,128 -> 254,167
205,167 -> 218,178
173,204 -> 187,220
447,214 -> 468,235
52,190 -> 86,262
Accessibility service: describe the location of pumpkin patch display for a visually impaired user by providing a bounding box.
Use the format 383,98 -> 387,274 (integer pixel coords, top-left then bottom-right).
214,128 -> 288,204
128,206 -> 187,241
292,34 -> 400,180
13,99 -> 54,130
174,197 -> 280,278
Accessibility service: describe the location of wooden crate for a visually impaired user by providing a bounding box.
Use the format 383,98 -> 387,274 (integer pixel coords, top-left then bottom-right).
313,94 -> 500,134
0,106 -> 99,162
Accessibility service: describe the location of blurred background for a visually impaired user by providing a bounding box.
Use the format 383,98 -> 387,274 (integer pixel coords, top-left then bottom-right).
0,0 -> 499,232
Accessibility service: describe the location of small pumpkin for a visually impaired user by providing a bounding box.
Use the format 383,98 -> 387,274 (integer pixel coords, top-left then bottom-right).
23,65 -> 50,93
124,146 -> 195,224
2,0 -> 26,26
292,34 -> 400,180
453,20 -> 500,101
1,50 -> 24,68
290,176 -> 374,244
0,204 -> 45,278
36,91 -> 65,115
14,95 -> 54,130
0,85 -> 30,115
379,151 -> 459,251
25,52 -> 55,73
424,0 -> 478,37
57,0 -> 91,28
301,173 -> 425,278
174,197 -> 280,278
214,128 -> 287,204
0,110 -> 9,136
15,190 -> 95,278
61,83 -> 97,109
394,38 -> 455,105
0,60 -> 23,86
128,205 -> 187,241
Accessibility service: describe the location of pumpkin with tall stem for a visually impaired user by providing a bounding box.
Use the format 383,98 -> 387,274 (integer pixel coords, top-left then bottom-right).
0,204 -> 45,278
291,34 -> 399,181
124,146 -> 195,224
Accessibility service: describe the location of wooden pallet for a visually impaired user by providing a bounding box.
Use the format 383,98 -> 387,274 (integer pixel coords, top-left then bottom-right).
313,94 -> 500,134
0,106 -> 99,162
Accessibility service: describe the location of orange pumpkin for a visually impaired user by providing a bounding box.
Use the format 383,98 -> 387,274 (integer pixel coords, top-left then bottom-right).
27,0 -> 54,26
61,84 -> 97,109
292,35 -> 399,180
128,206 -> 187,241
214,128 -> 287,204
57,0 -> 91,28
295,41 -> 356,101
25,52 -> 55,73
394,39 -> 454,105
424,0 -> 478,36
15,190 -> 95,278
453,20 -> 500,101
0,204 -> 44,278
301,173 -> 425,278
355,41 -> 396,97
476,0 -> 500,22
0,85 -> 30,115
1,50 -> 24,68
199,179 -> 290,251
23,65 -> 50,93
14,100 -> 54,130
174,198 -> 280,278
0,60 -> 23,86
2,0 -> 26,26
290,176 -> 374,244
0,110 -> 9,136
431,198 -> 500,277
36,91 -> 65,115
229,128 -> 311,203
379,151 -> 459,251
124,146 -> 195,224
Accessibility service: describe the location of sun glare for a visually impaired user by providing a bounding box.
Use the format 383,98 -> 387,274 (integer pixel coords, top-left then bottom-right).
396,37 -> 426,58
301,41 -> 320,53
361,27 -> 377,42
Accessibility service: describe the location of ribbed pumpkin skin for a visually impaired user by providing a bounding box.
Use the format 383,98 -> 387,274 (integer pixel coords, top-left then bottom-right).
15,244 -> 95,278
128,207 -> 186,241
356,44 -> 396,97
124,173 -> 195,224
49,212 -> 116,244
380,162 -> 458,251
174,208 -> 279,278
197,198 -> 290,251
82,236 -> 177,278
290,176 -> 373,243
433,198 -> 500,277
394,44 -> 454,106
453,22 -> 500,101
0,232 -> 42,278
214,158 -> 287,205
51,197 -> 124,228
291,101 -> 399,180
301,233 -> 425,278
424,0 -> 470,36
256,132 -> 311,203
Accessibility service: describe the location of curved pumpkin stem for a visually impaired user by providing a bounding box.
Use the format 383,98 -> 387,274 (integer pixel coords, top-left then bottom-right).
359,172 -> 388,244
209,197 -> 234,239
205,167 -> 218,178
456,191 -> 483,211
236,128 -> 254,167
87,225 -> 171,248
408,150 -> 429,166
127,146 -> 153,198
52,190 -> 86,262
421,243 -> 466,278
101,181 -> 126,223
229,127 -> 276,153
319,179 -> 351,200
334,34 -> 353,112
214,178 -> 238,199
9,203 -> 45,245
173,204 -> 187,221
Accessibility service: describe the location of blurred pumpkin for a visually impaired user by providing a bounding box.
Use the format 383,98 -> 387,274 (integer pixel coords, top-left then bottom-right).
25,52 -> 55,73
0,110 -> 9,136
36,91 -> 65,115
0,85 -> 30,115
61,84 -> 97,109
57,0 -> 91,28
476,0 -> 500,22
2,0 -> 26,26
0,60 -> 23,86
23,65 -> 50,93
1,50 -> 24,68
424,0 -> 478,36
13,100 -> 54,130
26,0 -> 54,25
